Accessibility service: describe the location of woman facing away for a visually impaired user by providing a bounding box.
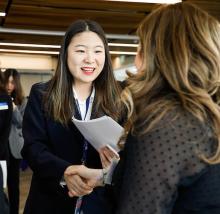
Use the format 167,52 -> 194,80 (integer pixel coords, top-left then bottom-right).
115,2 -> 220,214
4,68 -> 27,214
66,2 -> 220,214
21,19 -> 124,214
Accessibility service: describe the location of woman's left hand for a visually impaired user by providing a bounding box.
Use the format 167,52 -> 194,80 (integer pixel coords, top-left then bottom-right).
99,146 -> 119,168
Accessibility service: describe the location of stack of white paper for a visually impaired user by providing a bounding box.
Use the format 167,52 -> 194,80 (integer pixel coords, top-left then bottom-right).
72,116 -> 124,152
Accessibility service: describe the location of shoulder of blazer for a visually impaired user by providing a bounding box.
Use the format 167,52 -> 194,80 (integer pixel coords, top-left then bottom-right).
31,81 -> 50,93
27,82 -> 50,114
29,81 -> 52,101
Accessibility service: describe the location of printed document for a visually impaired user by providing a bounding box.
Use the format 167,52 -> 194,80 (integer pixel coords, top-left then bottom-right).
72,116 -> 124,152
0,161 -> 7,188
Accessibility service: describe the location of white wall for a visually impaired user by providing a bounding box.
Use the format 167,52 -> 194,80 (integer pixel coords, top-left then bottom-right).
0,53 -> 57,96
0,53 -> 57,70
20,72 -> 52,96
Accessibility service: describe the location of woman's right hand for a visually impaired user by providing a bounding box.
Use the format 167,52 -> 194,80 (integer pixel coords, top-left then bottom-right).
64,165 -> 103,197
64,165 -> 95,197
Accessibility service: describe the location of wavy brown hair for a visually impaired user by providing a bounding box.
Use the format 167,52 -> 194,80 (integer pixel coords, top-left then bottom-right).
44,20 -> 124,125
121,2 -> 220,163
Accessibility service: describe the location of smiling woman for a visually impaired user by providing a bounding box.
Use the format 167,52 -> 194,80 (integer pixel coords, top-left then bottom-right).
21,19 -> 125,214
67,31 -> 106,100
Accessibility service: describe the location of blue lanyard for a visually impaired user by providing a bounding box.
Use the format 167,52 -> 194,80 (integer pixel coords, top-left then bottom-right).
75,97 -> 90,164
74,96 -> 91,214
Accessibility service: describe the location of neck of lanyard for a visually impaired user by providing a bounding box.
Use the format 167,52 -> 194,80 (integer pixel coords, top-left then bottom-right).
73,86 -> 95,121
75,96 -> 90,121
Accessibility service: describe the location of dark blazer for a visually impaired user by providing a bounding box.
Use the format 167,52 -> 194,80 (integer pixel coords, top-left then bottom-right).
0,93 -> 12,160
22,82 -> 113,214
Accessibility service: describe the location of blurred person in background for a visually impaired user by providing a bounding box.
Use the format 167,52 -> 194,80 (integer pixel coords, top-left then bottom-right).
0,70 -> 12,214
115,2 -> 220,214
4,68 -> 27,214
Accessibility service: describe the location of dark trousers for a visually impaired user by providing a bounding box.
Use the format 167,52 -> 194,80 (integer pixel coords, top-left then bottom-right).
7,151 -> 21,214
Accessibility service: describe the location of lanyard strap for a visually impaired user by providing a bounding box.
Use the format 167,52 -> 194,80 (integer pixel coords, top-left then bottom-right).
75,96 -> 90,121
73,87 -> 95,164
75,98 -> 90,165
73,87 -> 95,214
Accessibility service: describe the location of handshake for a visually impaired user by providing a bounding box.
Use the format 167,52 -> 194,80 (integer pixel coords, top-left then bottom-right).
63,146 -> 119,197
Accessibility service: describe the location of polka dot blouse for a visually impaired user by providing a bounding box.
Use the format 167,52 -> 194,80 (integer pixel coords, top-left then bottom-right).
115,107 -> 220,214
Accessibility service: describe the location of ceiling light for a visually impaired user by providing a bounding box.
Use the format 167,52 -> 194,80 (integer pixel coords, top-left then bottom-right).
0,12 -> 6,17
0,49 -> 59,55
108,43 -> 138,47
0,48 -> 137,56
0,27 -> 139,40
0,42 -> 138,49
0,42 -> 60,48
110,51 -> 137,55
104,0 -> 181,3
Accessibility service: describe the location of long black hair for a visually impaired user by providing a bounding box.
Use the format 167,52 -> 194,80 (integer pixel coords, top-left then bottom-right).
45,19 -> 124,125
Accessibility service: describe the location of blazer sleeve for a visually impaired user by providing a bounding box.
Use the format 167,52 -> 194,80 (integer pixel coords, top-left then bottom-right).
21,83 -> 71,182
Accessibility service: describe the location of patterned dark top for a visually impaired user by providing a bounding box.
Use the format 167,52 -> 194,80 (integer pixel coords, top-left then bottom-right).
115,107 -> 220,214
